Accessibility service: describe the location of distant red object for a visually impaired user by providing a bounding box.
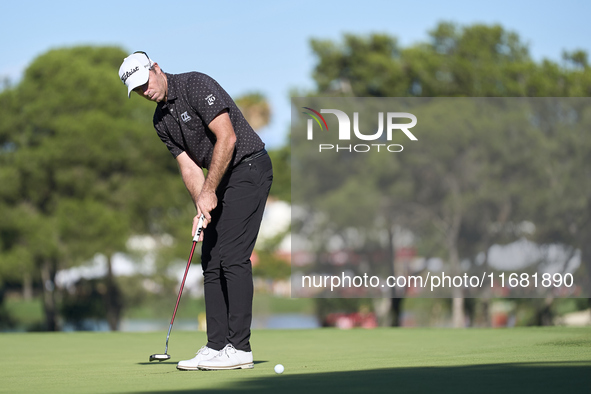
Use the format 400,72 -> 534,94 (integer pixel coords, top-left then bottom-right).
325,312 -> 377,329
396,247 -> 416,260
492,312 -> 508,328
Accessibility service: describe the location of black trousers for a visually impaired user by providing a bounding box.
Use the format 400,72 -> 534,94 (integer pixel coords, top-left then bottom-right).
201,152 -> 273,352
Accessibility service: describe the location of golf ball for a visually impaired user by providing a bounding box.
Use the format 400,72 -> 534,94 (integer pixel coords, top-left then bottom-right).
274,364 -> 284,374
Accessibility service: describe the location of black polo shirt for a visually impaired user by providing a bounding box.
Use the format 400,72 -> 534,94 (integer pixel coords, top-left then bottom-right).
153,72 -> 265,169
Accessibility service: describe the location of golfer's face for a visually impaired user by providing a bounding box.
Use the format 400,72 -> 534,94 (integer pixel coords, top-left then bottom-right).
135,68 -> 166,102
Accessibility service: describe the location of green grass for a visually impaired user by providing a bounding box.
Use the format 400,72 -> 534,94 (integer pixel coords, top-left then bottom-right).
252,294 -> 315,315
1,327 -> 590,393
123,294 -> 314,320
4,297 -> 45,325
2,295 -> 314,328
123,297 -> 207,320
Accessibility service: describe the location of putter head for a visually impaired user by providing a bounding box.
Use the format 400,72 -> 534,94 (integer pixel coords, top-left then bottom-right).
149,354 -> 171,362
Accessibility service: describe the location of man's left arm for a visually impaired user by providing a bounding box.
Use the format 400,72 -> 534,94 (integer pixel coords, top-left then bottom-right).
196,109 -> 236,226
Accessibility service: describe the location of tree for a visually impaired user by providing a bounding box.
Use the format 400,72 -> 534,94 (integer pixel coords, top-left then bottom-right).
234,91 -> 291,202
235,92 -> 271,131
302,23 -> 591,327
0,46 -> 186,330
267,144 -> 291,203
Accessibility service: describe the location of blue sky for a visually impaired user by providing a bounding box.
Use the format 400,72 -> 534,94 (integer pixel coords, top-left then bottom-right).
2,0 -> 590,148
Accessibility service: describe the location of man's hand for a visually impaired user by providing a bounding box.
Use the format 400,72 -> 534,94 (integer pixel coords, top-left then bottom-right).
178,109 -> 236,240
192,214 -> 205,242
196,109 -> 236,228
196,190 -> 218,226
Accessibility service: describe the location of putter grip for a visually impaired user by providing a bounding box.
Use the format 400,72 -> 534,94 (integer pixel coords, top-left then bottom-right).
192,215 -> 205,242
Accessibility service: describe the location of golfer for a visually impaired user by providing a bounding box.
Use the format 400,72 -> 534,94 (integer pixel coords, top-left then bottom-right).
118,52 -> 273,370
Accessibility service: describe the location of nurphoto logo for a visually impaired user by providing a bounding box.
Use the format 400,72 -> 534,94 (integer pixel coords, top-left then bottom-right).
302,107 -> 417,153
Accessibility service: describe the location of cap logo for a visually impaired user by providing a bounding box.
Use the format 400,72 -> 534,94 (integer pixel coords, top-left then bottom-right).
121,66 -> 140,84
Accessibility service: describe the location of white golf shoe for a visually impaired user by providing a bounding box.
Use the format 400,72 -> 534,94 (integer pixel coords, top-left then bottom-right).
198,344 -> 254,370
177,346 -> 220,371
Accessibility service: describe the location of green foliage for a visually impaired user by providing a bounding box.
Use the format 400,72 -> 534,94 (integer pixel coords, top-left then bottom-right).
311,34 -> 404,96
268,144 -> 291,202
253,250 -> 290,280
60,278 -> 109,329
235,91 -> 271,131
310,23 -> 589,98
0,46 -> 192,328
303,22 -> 591,324
0,288 -> 14,329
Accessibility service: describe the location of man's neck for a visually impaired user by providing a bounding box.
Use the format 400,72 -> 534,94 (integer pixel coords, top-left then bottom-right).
163,73 -> 168,103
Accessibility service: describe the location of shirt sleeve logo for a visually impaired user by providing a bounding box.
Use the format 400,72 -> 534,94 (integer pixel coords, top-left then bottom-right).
205,94 -> 216,106
181,111 -> 192,123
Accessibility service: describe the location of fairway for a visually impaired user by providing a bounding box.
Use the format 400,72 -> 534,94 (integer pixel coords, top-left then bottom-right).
1,327 -> 590,393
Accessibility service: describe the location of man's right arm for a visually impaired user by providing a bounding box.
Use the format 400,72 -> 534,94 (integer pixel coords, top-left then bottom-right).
176,152 -> 206,239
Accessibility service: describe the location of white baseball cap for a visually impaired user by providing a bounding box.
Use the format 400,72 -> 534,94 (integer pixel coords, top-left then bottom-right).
118,51 -> 154,98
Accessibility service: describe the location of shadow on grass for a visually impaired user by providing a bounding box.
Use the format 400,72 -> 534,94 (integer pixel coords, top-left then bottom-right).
136,361 -> 269,366
131,361 -> 590,393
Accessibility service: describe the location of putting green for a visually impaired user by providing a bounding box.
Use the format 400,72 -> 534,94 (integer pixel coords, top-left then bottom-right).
1,327 -> 590,393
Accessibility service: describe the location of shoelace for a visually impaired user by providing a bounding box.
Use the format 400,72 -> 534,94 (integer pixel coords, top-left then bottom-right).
196,345 -> 209,355
218,344 -> 237,358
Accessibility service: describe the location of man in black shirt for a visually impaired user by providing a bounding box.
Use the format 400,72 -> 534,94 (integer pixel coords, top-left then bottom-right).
119,52 -> 273,370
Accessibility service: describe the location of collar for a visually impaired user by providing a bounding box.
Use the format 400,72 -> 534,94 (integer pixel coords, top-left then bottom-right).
164,73 -> 177,101
160,73 -> 177,109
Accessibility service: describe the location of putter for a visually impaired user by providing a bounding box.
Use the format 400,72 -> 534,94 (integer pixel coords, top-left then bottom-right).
149,214 -> 205,362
